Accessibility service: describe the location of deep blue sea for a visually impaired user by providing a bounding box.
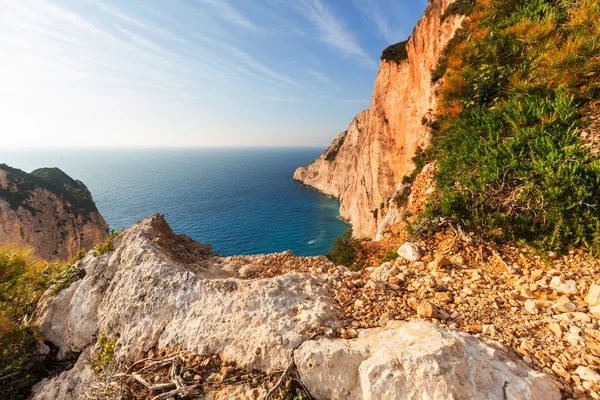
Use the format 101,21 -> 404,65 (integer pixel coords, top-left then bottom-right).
0,148 -> 349,256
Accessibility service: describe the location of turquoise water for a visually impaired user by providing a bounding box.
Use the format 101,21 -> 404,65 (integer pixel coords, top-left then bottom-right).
0,148 -> 348,256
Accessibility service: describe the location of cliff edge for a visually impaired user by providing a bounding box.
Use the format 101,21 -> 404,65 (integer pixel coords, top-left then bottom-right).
0,164 -> 108,260
294,0 -> 463,238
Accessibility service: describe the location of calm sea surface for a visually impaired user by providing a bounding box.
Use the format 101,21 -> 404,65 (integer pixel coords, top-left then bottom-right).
0,148 -> 349,256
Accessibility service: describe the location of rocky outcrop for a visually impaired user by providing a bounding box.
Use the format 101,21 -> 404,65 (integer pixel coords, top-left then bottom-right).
33,214 -> 343,399
295,320 -> 561,399
32,215 -> 561,399
294,0 -> 463,238
0,164 -> 108,260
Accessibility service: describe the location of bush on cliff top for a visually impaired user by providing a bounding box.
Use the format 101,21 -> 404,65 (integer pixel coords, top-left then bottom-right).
326,229 -> 363,269
424,0 -> 600,253
381,40 -> 409,64
93,229 -> 121,257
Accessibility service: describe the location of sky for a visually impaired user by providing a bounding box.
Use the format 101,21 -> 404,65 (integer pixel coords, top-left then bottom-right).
0,0 -> 428,148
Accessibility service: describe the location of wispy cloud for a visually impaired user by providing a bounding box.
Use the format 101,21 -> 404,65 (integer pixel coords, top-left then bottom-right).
353,0 -> 408,44
229,46 -> 297,86
343,99 -> 369,103
195,0 -> 260,31
88,0 -> 151,30
293,0 -> 376,68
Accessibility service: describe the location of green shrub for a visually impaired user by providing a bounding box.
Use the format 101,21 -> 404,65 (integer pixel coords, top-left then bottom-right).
90,334 -> 117,377
93,229 -> 121,257
0,246 -> 41,322
326,229 -> 362,267
0,325 -> 37,400
426,0 -> 600,253
46,251 -> 86,296
381,250 -> 398,264
0,246 -> 46,400
441,0 -> 476,22
381,40 -> 409,64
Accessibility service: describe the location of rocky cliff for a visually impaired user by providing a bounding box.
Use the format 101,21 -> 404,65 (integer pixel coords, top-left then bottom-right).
31,215 -> 561,399
294,0 -> 463,238
0,164 -> 108,260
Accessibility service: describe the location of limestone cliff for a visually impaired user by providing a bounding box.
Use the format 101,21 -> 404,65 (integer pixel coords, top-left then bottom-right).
0,164 -> 108,260
294,0 -> 463,238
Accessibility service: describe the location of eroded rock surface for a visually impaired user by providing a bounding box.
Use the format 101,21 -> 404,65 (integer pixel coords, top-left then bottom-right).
295,320 -> 561,400
33,214 -> 342,399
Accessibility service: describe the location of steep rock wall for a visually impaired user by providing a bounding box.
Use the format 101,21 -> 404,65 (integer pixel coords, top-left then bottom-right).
294,0 -> 463,238
0,164 -> 108,260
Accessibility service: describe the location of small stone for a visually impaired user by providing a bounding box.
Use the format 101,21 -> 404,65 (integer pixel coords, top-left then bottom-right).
552,302 -> 577,313
220,366 -> 235,382
466,324 -> 483,334
435,292 -> 453,304
429,256 -> 452,269
379,312 -> 395,326
553,312 -> 592,323
524,299 -> 539,315
586,284 -> 600,307
590,305 -> 600,319
397,242 -> 424,262
531,270 -> 544,281
421,254 -> 434,263
482,324 -> 497,336
551,362 -> 571,381
407,297 -> 419,310
576,366 -> 600,384
36,341 -> 50,356
549,277 -> 577,295
417,301 -> 438,319
548,323 -> 562,338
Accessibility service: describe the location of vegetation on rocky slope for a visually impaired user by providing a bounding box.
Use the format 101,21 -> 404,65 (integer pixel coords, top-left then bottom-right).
93,229 -> 121,257
420,0 -> 600,254
326,229 -> 365,270
0,245 -> 89,399
381,40 -> 409,64
0,164 -> 98,217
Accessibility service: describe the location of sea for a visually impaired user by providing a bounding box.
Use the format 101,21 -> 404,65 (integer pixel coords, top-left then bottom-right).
0,148 -> 349,256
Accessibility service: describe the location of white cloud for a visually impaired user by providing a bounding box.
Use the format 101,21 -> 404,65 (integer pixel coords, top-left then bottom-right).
195,0 -> 260,31
353,0 -> 408,44
294,0 -> 376,68
88,0 -> 151,29
343,99 -> 369,103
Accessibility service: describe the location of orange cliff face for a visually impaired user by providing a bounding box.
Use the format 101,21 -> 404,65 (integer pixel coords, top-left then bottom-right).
293,0 -> 464,238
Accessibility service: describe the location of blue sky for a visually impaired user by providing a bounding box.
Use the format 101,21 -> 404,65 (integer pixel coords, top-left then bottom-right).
0,0 -> 428,148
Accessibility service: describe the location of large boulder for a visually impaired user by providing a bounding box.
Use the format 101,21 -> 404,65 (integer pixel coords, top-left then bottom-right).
295,320 -> 561,400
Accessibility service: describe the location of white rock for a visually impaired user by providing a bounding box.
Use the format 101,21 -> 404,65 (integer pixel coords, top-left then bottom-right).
397,242 -> 424,262
524,299 -> 539,315
552,302 -> 577,313
295,321 -> 561,400
576,366 -> 600,384
368,262 -> 398,282
586,284 -> 600,307
549,276 -> 577,295
590,304 -> 600,319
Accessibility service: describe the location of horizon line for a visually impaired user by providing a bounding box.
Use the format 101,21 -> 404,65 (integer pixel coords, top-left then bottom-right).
0,144 -> 332,150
